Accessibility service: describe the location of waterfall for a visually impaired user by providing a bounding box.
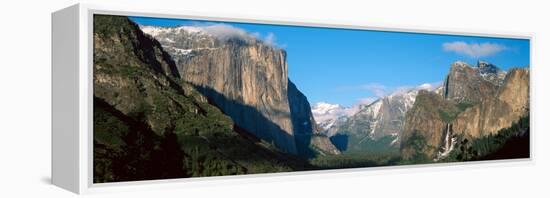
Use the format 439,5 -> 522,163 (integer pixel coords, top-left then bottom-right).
435,123 -> 457,161
444,124 -> 451,151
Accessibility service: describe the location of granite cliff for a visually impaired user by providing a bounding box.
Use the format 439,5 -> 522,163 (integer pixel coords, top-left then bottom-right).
141,25 -> 337,155
401,61 -> 529,160
93,15 -> 312,182
288,81 -> 341,155
452,68 -> 529,138
443,61 -> 505,103
400,90 -> 458,159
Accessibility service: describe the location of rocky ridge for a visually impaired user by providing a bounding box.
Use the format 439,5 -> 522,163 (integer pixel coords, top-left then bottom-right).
319,84 -> 438,152
401,61 -> 529,160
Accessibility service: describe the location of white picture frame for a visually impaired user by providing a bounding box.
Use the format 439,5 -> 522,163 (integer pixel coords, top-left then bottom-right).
52,3 -> 534,194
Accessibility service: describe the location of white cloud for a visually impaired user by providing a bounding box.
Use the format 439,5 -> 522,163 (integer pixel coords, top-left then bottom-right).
416,82 -> 441,91
344,82 -> 442,98
391,85 -> 415,96
391,82 -> 442,95
311,102 -> 349,123
264,32 -> 276,46
249,32 -> 261,39
359,83 -> 388,98
443,41 -> 507,58
191,24 -> 281,47
200,24 -> 252,41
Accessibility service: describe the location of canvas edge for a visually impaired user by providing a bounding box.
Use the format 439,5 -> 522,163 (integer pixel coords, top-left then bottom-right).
51,3 -> 81,194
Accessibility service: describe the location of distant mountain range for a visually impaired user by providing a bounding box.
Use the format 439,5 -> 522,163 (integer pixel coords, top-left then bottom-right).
311,60 -> 528,161
311,102 -> 355,130
312,83 -> 440,152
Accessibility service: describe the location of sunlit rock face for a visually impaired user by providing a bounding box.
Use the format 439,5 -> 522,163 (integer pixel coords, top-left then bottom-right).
143,25 -> 337,155
401,61 -> 529,160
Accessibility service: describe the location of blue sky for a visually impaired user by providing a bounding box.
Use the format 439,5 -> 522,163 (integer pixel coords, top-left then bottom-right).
130,16 -> 530,107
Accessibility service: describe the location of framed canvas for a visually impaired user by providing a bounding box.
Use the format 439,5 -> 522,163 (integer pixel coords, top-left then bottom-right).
52,3 -> 533,194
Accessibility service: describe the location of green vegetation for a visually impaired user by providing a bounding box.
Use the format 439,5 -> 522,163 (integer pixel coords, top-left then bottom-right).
93,15 -> 311,183
438,109 -> 458,123
94,97 -> 187,183
456,101 -> 475,111
446,115 -> 530,161
399,130 -> 433,164
310,150 -> 401,169
313,134 -> 401,169
95,94 -> 313,182
312,113 -> 529,168
437,101 -> 474,122
349,135 -> 397,153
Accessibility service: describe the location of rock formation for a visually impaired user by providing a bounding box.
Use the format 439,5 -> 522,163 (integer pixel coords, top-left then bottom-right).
93,15 -> 315,182
141,25 -> 337,155
323,85 -> 432,152
310,134 -> 341,155
443,61 -> 505,103
401,61 -> 529,160
288,80 -> 340,155
401,90 -> 457,158
452,68 -> 529,138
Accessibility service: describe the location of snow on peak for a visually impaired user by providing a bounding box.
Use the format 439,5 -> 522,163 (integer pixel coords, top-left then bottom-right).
163,37 -> 175,43
312,102 -> 356,130
311,102 -> 342,115
176,26 -> 204,34
357,82 -> 442,119
140,25 -> 206,37
170,47 -> 193,55
417,83 -> 434,90
360,99 -> 382,118
452,61 -> 471,68
139,23 -> 284,48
